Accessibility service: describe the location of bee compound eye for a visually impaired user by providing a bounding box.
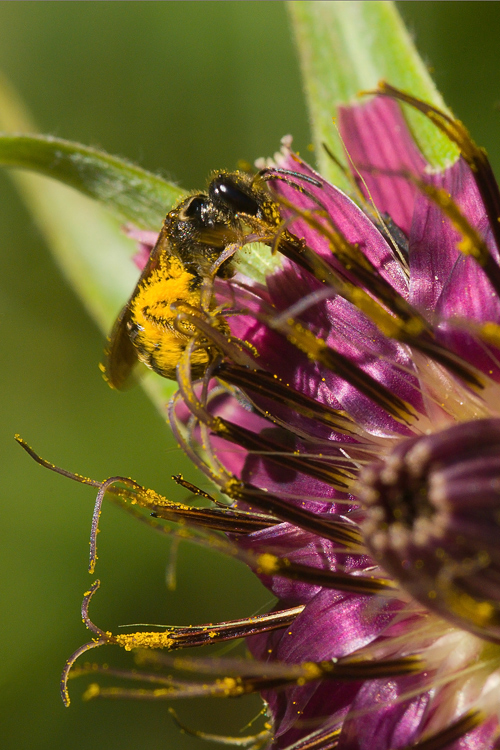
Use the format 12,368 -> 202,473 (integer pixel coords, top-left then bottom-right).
180,195 -> 207,222
211,176 -> 261,216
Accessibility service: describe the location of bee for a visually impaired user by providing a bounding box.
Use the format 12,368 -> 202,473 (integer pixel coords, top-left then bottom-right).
103,170 -> 283,389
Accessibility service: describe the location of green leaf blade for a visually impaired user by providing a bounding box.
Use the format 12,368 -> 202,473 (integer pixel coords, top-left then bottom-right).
288,0 -> 459,186
0,133 -> 184,229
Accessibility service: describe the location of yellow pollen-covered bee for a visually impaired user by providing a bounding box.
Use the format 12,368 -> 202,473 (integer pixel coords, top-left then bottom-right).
103,170 -> 283,389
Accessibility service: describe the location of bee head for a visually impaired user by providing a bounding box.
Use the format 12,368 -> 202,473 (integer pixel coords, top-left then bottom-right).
209,172 -> 264,219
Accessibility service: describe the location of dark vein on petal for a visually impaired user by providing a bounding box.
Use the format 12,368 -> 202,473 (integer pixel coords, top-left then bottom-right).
216,418 -> 354,488
216,362 -> 358,434
256,555 -> 396,596
227,482 -> 363,549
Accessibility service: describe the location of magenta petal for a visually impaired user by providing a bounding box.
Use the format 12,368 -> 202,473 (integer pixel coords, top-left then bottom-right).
408,158 -> 500,378
321,295 -> 424,420
447,717 -> 500,750
336,675 -> 430,750
437,320 -> 500,382
409,158 -> 494,315
123,225 -> 158,270
270,150 -> 408,298
268,589 -> 404,665
436,222 -> 500,324
433,222 -> 500,379
234,264 -> 422,434
239,524 -> 370,604
268,681 -> 359,746
338,97 -> 427,236
249,589 -> 404,740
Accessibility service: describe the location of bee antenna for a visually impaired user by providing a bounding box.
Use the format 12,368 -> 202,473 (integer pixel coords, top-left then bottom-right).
257,167 -> 322,188
258,170 -> 327,212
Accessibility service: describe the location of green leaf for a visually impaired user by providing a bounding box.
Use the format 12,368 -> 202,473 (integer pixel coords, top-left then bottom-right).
0,134 -> 184,230
288,0 -> 459,187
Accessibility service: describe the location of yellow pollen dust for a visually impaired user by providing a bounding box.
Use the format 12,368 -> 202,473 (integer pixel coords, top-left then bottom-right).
217,677 -> 244,697
257,553 -> 280,575
443,586 -> 498,631
82,683 -> 101,701
115,631 -> 175,651
130,257 -> 210,379
480,322 -> 500,348
301,662 -> 323,681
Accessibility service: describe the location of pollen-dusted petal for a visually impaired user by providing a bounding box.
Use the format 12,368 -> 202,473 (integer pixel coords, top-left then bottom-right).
409,158 -> 497,315
270,148 -> 409,298
263,587 -> 406,665
262,677 -> 359,746
338,97 -> 428,236
434,222 -> 500,380
239,523 -> 370,604
321,295 -> 425,422
437,222 -> 500,320
219,269 -> 422,437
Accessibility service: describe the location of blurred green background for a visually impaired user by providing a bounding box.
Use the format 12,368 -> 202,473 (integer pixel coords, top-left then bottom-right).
1,3 -> 500,749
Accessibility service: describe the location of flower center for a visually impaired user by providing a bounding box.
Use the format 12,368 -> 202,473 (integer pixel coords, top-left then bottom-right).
359,419 -> 500,643
366,444 -> 435,530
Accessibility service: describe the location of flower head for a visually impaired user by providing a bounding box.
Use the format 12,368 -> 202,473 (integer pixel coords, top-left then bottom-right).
53,84 -> 500,750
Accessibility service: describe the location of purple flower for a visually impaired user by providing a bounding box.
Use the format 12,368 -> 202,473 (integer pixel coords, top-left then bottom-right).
63,85 -> 500,750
